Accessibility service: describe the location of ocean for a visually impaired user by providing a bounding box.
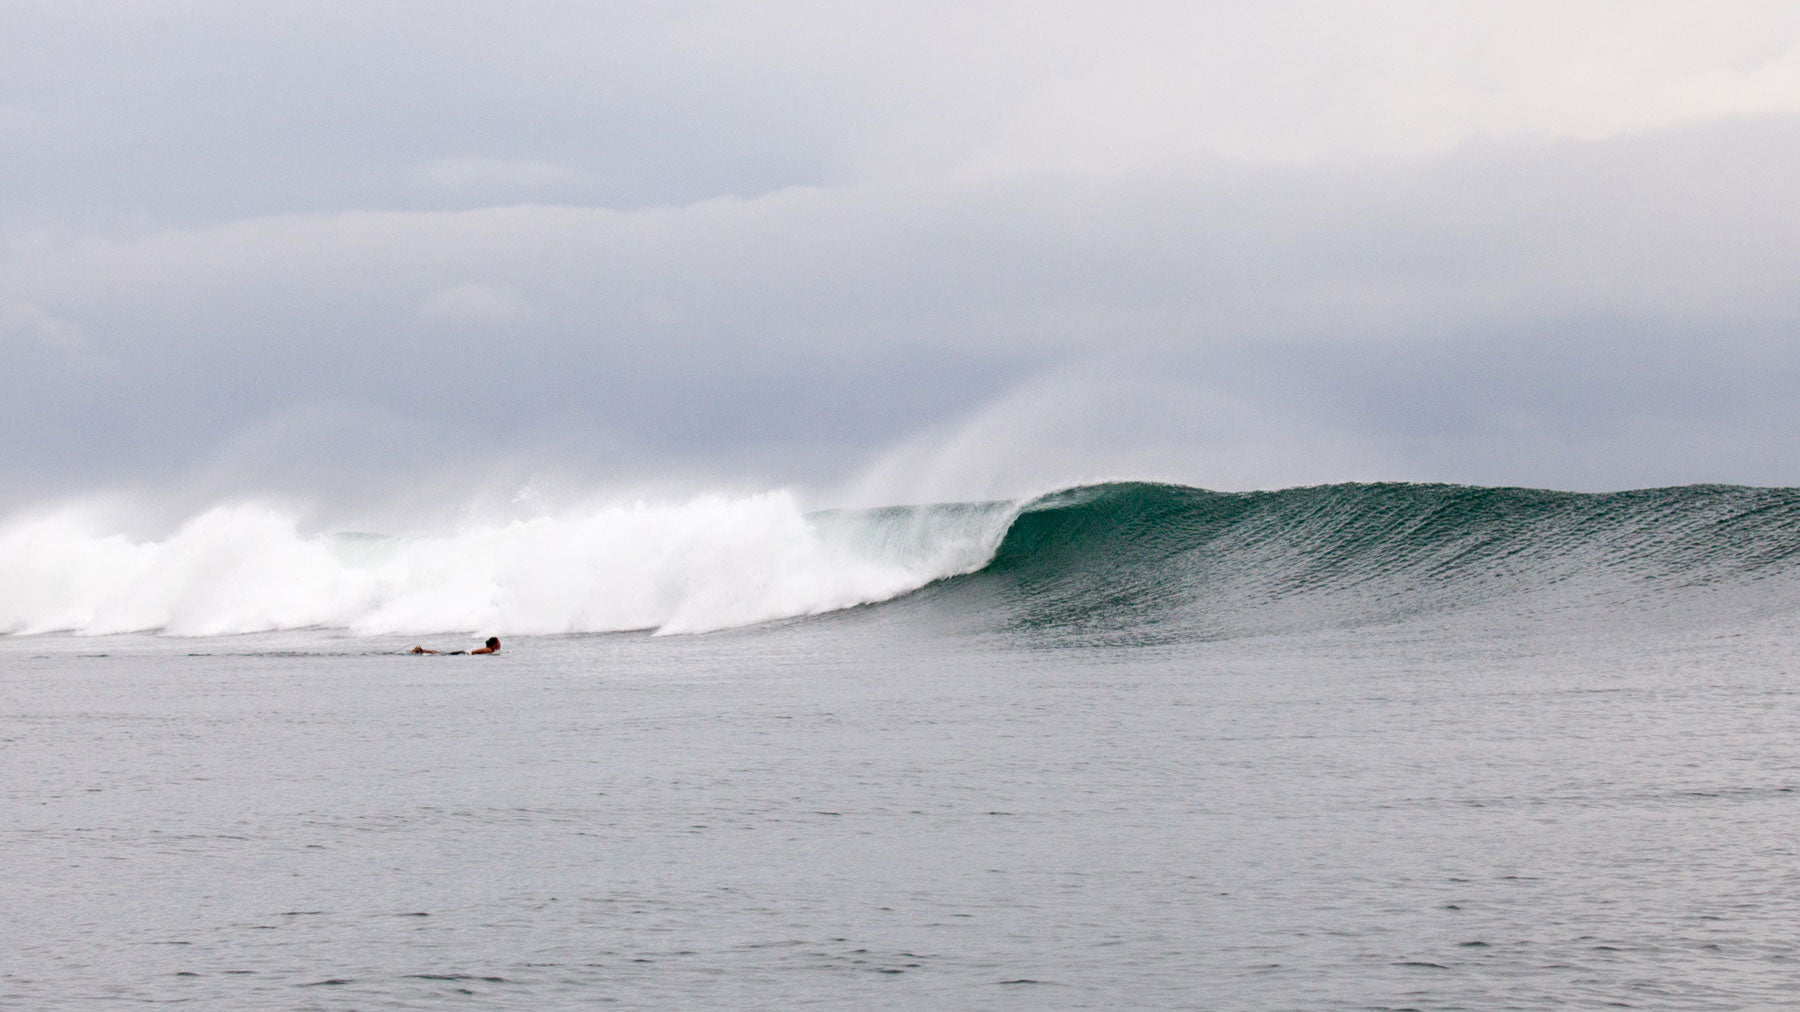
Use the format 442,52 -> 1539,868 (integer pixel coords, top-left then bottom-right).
5,482 -> 1800,1009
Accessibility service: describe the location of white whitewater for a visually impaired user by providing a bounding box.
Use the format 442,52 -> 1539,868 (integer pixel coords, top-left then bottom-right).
0,493 -> 1016,637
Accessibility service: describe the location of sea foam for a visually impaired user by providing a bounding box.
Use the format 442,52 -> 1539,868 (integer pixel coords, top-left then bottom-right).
0,493 -> 1014,637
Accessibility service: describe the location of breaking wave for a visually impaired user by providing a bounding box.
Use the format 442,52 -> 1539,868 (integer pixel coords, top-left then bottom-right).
4,481 -> 1800,641
0,492 -> 1012,637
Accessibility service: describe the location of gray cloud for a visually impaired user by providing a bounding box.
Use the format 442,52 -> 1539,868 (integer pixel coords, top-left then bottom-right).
3,4 -> 1799,513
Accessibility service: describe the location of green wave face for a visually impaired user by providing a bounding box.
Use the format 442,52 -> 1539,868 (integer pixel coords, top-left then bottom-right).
926,481 -> 1800,646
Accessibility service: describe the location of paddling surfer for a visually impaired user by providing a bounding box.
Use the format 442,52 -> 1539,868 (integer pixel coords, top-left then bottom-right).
408,637 -> 501,655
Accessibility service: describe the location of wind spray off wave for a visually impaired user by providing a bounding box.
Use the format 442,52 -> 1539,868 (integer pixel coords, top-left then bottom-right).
0,492 -> 1016,637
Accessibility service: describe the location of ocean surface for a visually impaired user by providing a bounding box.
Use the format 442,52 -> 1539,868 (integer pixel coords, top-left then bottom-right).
5,481 -> 1800,1009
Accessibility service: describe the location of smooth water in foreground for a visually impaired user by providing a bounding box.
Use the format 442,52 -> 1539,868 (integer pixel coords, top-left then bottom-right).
6,615 -> 1799,1010
6,482 -> 1800,1008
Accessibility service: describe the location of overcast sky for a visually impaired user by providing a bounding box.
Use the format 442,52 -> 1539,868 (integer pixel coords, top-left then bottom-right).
5,1 -> 1800,517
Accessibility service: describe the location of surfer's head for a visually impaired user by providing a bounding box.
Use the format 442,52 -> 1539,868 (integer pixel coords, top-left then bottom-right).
485,637 -> 500,651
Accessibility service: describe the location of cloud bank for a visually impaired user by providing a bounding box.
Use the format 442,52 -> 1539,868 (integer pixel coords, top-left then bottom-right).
3,2 -> 1799,520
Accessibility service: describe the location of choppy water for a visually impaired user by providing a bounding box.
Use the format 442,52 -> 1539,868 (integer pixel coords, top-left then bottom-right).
6,483 -> 1800,1008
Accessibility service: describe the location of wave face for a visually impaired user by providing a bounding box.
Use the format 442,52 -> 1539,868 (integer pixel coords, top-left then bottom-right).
921,481 -> 1800,645
4,481 -> 1799,640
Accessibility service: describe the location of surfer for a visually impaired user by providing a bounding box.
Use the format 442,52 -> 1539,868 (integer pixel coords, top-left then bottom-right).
407,637 -> 501,655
